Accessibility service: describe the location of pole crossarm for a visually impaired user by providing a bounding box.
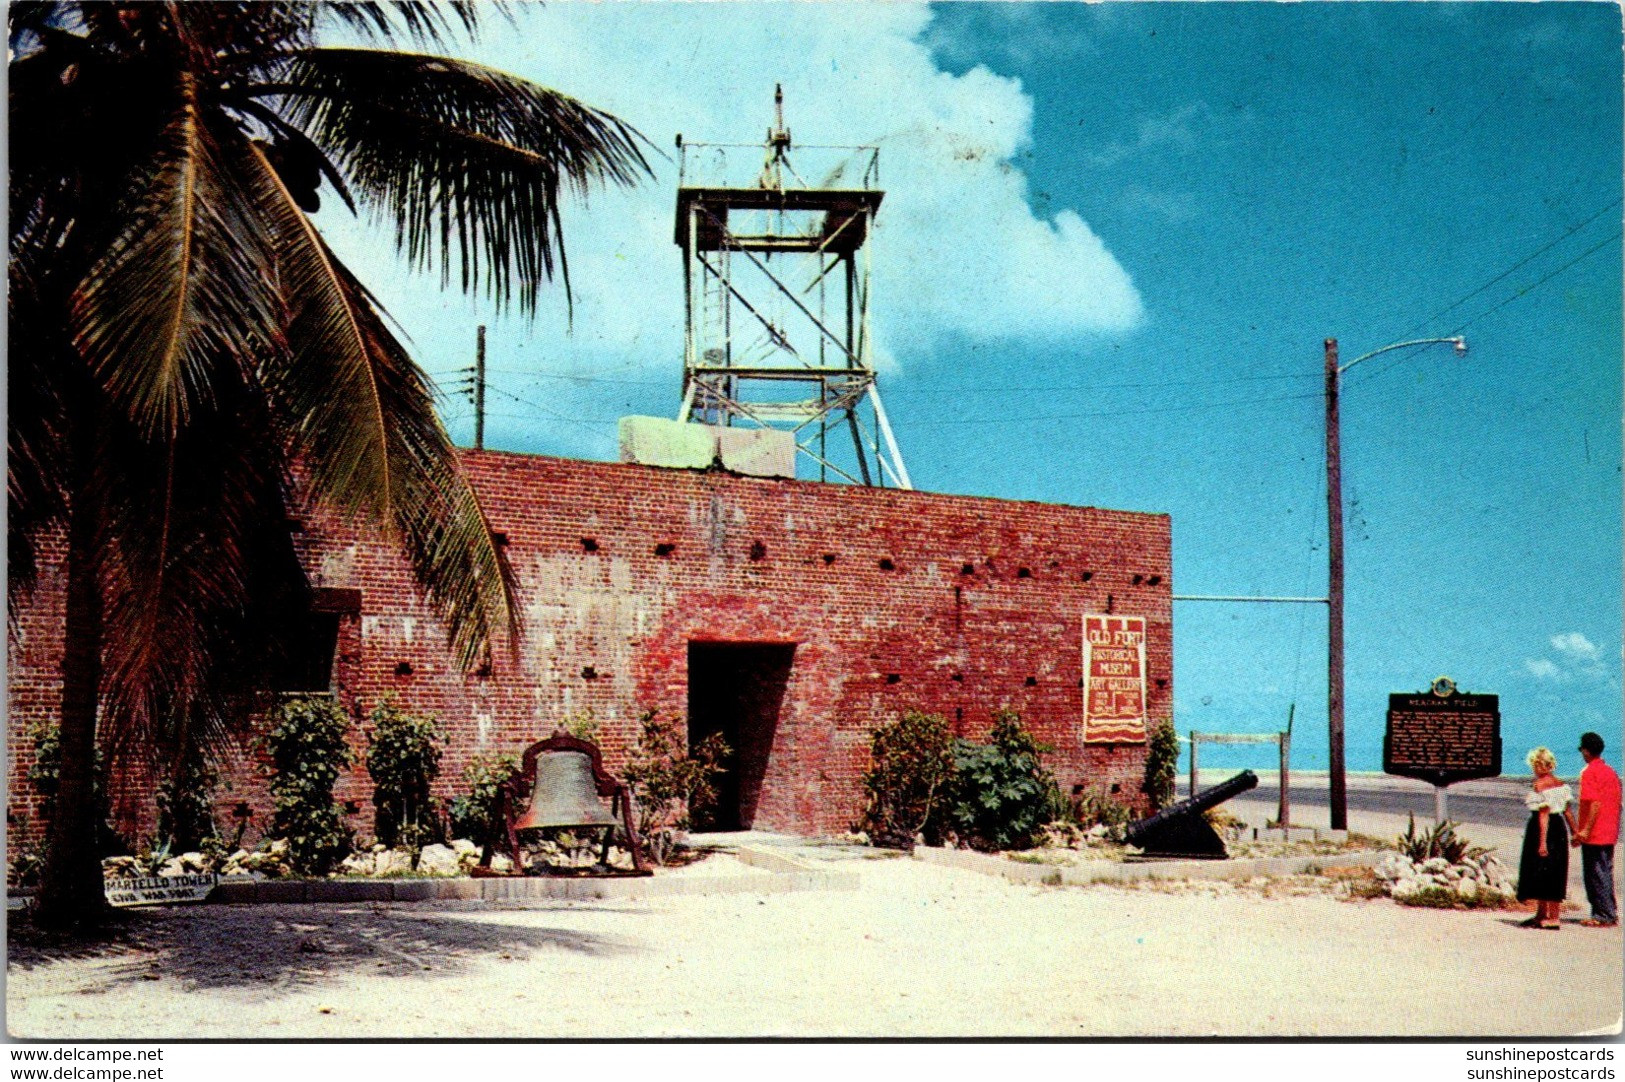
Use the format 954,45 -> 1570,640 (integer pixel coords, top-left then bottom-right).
1173,595 -> 1329,604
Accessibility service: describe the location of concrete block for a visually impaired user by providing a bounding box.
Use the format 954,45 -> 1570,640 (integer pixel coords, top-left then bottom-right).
716,426 -> 796,479
308,879 -> 391,903
433,878 -> 483,900
248,880 -> 308,904
386,879 -> 439,902
212,879 -> 267,904
618,416 -> 716,470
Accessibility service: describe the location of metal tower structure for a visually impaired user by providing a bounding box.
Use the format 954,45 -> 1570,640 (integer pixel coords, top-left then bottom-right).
674,86 -> 911,488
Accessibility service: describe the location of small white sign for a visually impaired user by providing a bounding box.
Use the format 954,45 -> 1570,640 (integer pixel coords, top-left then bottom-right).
104,873 -> 218,907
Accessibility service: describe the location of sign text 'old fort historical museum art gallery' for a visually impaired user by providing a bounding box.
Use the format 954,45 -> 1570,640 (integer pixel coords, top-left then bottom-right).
8,451 -> 1172,841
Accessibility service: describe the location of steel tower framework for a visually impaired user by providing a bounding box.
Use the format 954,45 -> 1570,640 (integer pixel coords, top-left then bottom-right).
674,88 -> 911,488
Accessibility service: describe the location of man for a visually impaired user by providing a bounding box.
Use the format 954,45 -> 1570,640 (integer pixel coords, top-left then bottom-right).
1567,731 -> 1620,928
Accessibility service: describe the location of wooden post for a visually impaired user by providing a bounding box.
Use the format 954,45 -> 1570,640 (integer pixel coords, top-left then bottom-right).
1279,730 -> 1291,829
474,325 -> 486,451
1189,731 -> 1199,798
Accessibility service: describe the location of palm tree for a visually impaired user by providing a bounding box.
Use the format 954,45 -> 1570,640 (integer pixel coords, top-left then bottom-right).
9,1 -> 649,926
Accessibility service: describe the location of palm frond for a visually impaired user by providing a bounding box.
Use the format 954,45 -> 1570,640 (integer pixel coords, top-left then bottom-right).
318,2 -> 482,44
244,137 -> 396,522
246,140 -> 516,668
70,73 -> 283,439
97,384 -> 306,764
269,47 -> 651,313
327,256 -> 519,669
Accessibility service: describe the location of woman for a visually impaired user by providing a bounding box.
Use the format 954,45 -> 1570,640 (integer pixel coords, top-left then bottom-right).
1517,747 -> 1572,929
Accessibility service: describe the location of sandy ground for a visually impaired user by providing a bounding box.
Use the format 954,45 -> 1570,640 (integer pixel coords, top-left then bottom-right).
7,821 -> 1622,1039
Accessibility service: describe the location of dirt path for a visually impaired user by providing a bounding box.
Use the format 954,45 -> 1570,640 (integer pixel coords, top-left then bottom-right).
8,848 -> 1620,1039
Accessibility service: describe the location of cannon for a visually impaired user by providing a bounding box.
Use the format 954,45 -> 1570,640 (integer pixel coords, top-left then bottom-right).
1125,769 -> 1259,859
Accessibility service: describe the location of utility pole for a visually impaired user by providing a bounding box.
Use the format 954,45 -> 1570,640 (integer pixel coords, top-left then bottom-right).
474,324 -> 486,451
1325,337 -> 1347,831
1323,334 -> 1465,834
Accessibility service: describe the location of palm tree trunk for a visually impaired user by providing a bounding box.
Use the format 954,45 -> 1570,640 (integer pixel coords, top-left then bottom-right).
34,436 -> 111,929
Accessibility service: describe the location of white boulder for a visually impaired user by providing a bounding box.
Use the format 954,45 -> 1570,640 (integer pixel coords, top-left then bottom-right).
416,844 -> 460,877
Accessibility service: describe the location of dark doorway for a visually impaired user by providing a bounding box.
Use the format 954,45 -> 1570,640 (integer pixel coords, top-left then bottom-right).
687,641 -> 796,831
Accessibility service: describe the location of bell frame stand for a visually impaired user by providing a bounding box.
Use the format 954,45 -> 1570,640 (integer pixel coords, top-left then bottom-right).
479,731 -> 651,878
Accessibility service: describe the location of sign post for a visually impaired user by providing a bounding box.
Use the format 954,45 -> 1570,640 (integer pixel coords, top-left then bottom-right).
1383,676 -> 1500,825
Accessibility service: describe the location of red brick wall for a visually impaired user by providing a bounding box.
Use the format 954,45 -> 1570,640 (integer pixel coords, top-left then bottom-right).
7,451 -> 1172,845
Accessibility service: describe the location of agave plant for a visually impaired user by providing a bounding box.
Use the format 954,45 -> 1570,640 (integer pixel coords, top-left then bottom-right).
9,1 -> 649,926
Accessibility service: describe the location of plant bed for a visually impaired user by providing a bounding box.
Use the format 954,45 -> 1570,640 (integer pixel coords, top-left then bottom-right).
1001,830 -> 1383,869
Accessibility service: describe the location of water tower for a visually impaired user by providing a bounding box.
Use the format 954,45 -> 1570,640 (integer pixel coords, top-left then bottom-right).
673,87 -> 911,488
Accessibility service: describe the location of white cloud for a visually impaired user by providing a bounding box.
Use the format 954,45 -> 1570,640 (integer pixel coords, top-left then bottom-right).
1524,631 -> 1611,685
1551,632 -> 1600,661
1090,102 -> 1215,168
1524,658 -> 1561,681
335,4 -> 1143,384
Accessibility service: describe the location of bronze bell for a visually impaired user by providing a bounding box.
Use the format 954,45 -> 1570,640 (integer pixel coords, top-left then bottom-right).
512,750 -> 623,832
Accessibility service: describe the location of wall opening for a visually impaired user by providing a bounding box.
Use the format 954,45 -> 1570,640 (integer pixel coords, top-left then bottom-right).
687,641 -> 795,831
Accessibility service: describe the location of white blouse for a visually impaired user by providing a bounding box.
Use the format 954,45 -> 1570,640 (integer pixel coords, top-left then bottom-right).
1525,784 -> 1573,813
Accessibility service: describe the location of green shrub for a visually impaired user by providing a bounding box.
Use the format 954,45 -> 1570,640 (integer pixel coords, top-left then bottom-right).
8,837 -> 45,890
1142,720 -> 1179,811
448,752 -> 521,850
364,699 -> 444,853
623,712 -> 729,837
944,709 -> 1061,852
1074,785 -> 1135,837
1396,814 -> 1489,865
27,722 -> 124,855
861,709 -> 956,848
559,709 -> 601,743
265,696 -> 354,875
156,745 -> 221,853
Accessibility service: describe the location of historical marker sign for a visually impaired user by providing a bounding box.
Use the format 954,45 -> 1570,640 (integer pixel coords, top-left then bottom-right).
1083,614 -> 1148,744
1383,680 -> 1500,787
104,873 -> 218,908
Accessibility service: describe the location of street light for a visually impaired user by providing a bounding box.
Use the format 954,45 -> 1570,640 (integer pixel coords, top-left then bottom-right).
1323,335 -> 1467,831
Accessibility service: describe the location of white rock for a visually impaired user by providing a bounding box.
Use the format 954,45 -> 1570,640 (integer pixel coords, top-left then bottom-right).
416,844 -> 459,877
372,850 -> 412,876
450,839 -> 478,856
338,853 -> 374,876
1421,857 -> 1450,874
489,853 -> 513,874
1455,877 -> 1479,901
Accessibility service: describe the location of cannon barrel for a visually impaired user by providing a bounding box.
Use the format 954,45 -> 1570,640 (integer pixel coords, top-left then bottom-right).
1126,769 -> 1258,851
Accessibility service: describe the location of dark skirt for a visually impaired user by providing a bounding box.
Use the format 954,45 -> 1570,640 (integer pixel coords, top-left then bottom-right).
1516,810 -> 1569,902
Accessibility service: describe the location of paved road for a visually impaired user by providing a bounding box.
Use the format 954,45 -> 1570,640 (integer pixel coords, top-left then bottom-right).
1183,781 -> 1530,833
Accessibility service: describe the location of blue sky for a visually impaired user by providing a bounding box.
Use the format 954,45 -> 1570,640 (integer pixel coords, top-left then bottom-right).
317,2 -> 1623,778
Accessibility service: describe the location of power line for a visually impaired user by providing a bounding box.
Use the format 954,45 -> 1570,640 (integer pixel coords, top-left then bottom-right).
886,371 -> 1316,397
890,391 -> 1321,429
1360,203 -> 1622,385
482,384 -> 621,434
1446,230 -> 1622,336
1396,196 -> 1623,341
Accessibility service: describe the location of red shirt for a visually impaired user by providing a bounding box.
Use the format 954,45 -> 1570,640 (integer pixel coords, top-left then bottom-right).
1579,758 -> 1621,846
